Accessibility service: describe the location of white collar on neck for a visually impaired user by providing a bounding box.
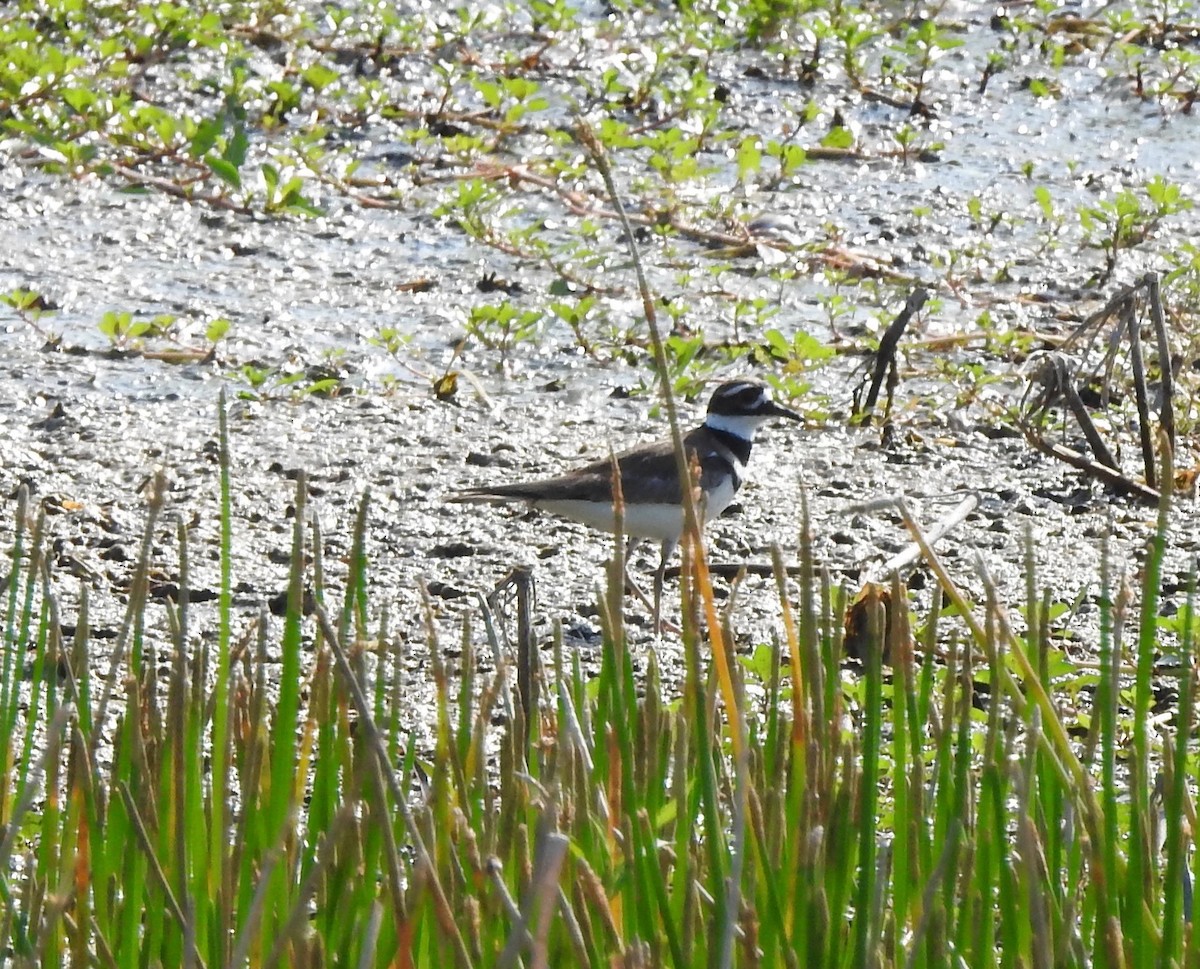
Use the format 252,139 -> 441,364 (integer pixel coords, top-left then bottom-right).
705,412 -> 763,442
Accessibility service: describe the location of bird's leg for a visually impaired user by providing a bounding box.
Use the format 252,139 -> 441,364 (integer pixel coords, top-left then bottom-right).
624,536 -> 641,567
619,538 -> 680,634
622,537 -> 646,596
653,539 -> 680,636
622,537 -> 657,613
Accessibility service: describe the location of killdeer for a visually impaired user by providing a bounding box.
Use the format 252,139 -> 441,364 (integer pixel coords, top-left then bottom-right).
451,379 -> 802,630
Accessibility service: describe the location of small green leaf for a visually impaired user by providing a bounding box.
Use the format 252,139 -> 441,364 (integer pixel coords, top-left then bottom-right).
474,79 -> 502,109
304,378 -> 340,396
224,126 -> 249,167
61,87 -> 95,113
266,80 -> 301,117
285,193 -> 324,217
737,136 -> 762,181
1034,185 -> 1054,220
240,364 -> 270,388
206,154 -> 241,189
97,310 -> 133,341
205,318 -> 231,343
2,289 -> 44,312
147,314 -> 176,336
302,62 -> 339,92
779,144 -> 806,175
820,126 -> 854,150
189,117 -> 223,158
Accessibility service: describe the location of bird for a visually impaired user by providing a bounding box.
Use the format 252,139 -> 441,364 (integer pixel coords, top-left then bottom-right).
450,379 -> 803,630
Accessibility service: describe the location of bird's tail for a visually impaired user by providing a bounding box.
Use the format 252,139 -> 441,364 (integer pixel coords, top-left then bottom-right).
445,486 -> 537,504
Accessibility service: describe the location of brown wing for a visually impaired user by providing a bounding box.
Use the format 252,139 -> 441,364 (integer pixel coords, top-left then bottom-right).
452,426 -> 735,506
607,427 -> 736,505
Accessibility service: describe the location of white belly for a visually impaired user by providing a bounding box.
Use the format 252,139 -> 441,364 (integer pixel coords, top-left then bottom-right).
537,483 -> 737,542
536,498 -> 685,541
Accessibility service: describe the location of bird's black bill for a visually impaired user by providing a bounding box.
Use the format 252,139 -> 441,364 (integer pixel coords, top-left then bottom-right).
765,399 -> 803,422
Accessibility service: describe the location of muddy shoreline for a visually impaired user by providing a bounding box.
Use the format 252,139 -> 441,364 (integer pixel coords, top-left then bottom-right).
1,0 -> 1197,693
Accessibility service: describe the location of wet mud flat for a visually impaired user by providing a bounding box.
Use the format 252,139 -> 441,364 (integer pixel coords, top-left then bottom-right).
0,0 -> 1197,699
0,282 -> 1192,705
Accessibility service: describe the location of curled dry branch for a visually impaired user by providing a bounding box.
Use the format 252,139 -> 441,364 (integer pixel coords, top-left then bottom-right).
1018,272 -> 1176,503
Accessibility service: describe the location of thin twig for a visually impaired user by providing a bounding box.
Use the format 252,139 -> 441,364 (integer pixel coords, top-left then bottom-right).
853,287 -> 928,423
1022,431 -> 1159,503
869,492 -> 981,580
111,164 -> 252,214
1062,379 -> 1120,471
1123,298 -> 1157,487
1145,272 -> 1175,451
